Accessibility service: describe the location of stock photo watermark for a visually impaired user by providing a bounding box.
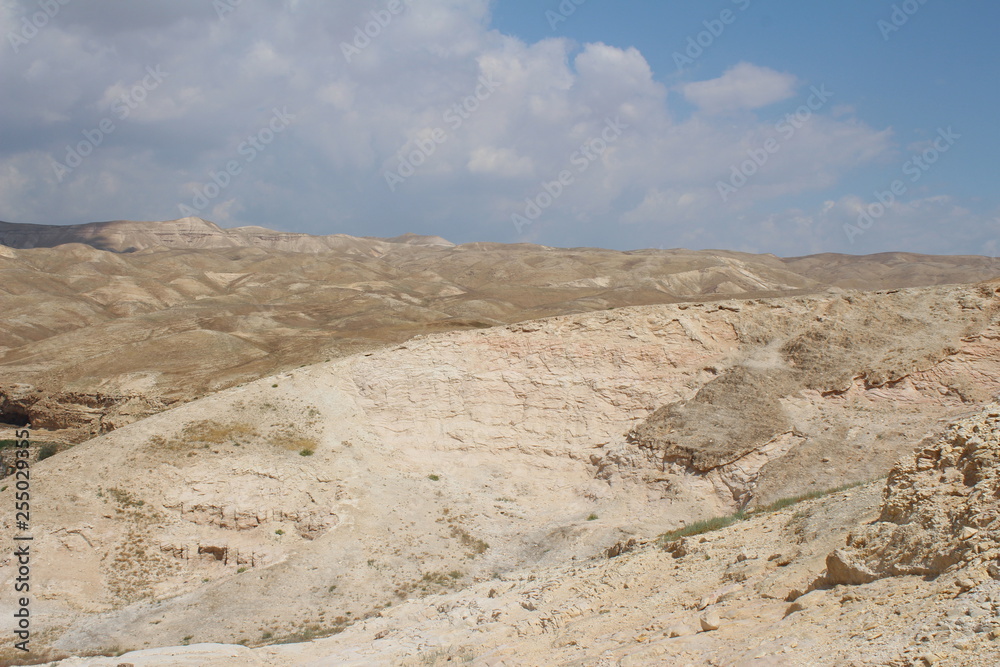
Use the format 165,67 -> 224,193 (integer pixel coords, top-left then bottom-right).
878,0 -> 931,40
546,0 -> 589,31
50,65 -> 169,183
511,116 -> 628,234
341,0 -> 413,63
843,126 -> 960,243
673,0 -> 751,72
7,0 -> 71,53
178,107 -> 295,217
384,74 -> 503,191
716,84 -> 833,202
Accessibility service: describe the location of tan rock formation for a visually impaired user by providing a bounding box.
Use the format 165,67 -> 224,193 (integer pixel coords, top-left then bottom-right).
825,403 -> 1000,584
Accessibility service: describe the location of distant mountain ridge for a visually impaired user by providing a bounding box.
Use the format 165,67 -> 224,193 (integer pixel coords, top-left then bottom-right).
0,217 -> 455,254
0,217 -> 996,290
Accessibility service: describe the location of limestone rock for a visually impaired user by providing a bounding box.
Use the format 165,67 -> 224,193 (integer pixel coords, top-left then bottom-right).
824,404 -> 1000,585
699,610 -> 722,632
666,623 -> 697,638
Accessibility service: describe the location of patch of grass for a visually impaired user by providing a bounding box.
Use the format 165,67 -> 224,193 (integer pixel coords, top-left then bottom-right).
37,443 -> 58,460
658,511 -> 746,543
167,421 -> 259,451
275,529 -> 284,535
587,513 -> 599,521
0,439 -> 21,449
657,477 -> 882,545
299,448 -> 314,456
449,526 -> 489,555
278,433 -> 319,453
416,647 -> 477,665
107,487 -> 144,508
428,474 -> 440,481
237,566 -> 248,574
753,479 -> 874,514
273,618 -> 350,645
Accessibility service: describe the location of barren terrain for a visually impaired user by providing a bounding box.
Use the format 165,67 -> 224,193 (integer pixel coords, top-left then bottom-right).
0,220 -> 998,666
1,218 -> 996,448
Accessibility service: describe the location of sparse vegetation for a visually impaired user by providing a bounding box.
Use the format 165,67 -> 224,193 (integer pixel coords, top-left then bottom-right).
428,474 -> 440,481
658,478 -> 881,544
449,526 -> 489,555
587,513 -> 599,521
659,511 -> 747,543
415,647 -> 477,665
106,487 -> 144,508
271,616 -> 351,645
299,448 -> 314,456
38,443 -> 58,460
237,567 -> 248,574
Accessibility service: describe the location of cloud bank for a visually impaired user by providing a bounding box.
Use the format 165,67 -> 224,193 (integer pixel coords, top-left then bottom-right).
1,0 -> 993,255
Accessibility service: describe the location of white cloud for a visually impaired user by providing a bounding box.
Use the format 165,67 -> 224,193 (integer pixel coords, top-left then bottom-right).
467,146 -> 533,178
681,62 -> 797,114
0,0 -> 910,254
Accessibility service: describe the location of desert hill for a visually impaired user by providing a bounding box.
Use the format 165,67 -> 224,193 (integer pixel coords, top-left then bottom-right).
0,277 -> 997,665
0,219 -> 997,447
0,217 -> 455,254
1,220 -> 1000,665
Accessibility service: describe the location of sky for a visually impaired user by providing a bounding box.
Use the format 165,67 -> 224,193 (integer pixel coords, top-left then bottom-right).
1,0 -> 998,257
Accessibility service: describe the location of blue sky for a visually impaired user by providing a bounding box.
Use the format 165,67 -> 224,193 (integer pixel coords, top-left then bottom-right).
1,0 -> 997,257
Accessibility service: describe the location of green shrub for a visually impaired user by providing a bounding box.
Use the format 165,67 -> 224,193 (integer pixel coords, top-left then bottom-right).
587,513 -> 599,521
658,512 -> 746,543
38,443 -> 58,460
299,448 -> 314,456
428,474 -> 440,481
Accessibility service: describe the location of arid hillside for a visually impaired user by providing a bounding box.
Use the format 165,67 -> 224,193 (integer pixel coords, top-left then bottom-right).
1,219 -> 997,447
1,221 -> 1000,666
0,277 -> 998,665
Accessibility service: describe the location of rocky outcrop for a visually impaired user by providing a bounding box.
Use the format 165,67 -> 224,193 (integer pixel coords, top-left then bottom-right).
0,384 -> 165,439
824,404 -> 1000,584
